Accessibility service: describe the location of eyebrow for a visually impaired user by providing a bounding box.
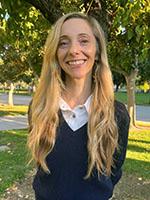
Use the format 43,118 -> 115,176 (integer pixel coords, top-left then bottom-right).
59,33 -> 90,39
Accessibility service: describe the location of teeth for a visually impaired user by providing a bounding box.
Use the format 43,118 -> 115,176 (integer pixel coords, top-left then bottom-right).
68,60 -> 85,65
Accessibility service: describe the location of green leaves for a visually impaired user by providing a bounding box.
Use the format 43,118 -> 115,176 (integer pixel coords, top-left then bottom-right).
109,0 -> 149,79
0,0 -> 149,85
0,1 -> 50,83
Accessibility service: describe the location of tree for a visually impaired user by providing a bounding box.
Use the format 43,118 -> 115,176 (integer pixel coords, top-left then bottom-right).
26,0 -> 149,126
1,0 -> 149,126
24,0 -> 109,38
0,1 -> 50,104
108,0 -> 150,126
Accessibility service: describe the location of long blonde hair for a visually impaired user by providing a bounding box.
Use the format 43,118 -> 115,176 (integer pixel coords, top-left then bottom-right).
27,12 -> 118,178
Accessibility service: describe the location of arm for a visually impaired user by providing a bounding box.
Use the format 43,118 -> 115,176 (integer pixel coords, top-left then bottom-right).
111,101 -> 130,186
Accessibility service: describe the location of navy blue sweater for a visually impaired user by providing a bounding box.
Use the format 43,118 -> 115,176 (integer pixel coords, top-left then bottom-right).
31,101 -> 130,200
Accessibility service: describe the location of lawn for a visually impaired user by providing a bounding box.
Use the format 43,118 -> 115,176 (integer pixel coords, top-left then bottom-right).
115,91 -> 150,105
0,128 -> 150,197
124,130 -> 150,179
0,105 -> 28,116
0,129 -> 32,197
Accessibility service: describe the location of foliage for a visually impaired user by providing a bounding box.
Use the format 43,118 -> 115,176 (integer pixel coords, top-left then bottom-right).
0,0 -> 105,84
1,0 -> 149,80
25,0 -> 63,23
0,1 -> 50,83
107,0 -> 150,125
0,0 -> 149,124
138,58 -> 150,84
113,72 -> 126,91
60,0 -> 83,13
108,0 -> 150,76
138,82 -> 150,93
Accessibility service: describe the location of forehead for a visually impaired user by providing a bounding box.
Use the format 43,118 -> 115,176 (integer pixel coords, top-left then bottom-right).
60,18 -> 94,37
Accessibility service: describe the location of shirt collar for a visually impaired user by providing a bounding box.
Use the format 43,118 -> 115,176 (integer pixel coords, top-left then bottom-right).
59,95 -> 92,113
59,97 -> 71,111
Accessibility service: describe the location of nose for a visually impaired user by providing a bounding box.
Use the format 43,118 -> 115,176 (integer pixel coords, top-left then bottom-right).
69,41 -> 81,56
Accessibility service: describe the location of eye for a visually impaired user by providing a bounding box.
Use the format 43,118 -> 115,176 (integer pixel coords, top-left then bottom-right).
58,40 -> 70,48
79,38 -> 90,46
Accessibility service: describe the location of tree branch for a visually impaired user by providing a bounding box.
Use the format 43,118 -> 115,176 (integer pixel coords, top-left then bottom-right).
25,0 -> 62,23
111,67 -> 128,77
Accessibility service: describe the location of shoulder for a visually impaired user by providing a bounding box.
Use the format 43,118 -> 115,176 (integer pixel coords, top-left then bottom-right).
114,100 -> 130,148
111,101 -> 130,185
114,100 -> 130,127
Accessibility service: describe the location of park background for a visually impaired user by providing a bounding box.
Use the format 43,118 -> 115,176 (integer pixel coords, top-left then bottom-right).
0,0 -> 150,199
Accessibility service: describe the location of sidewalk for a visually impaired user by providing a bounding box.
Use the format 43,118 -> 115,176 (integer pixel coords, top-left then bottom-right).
0,115 -> 28,131
0,104 -> 149,131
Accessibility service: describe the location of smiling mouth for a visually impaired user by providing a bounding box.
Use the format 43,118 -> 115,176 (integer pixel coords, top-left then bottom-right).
67,59 -> 86,65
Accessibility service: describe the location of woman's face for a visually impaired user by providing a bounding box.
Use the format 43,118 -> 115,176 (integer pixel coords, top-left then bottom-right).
57,18 -> 97,80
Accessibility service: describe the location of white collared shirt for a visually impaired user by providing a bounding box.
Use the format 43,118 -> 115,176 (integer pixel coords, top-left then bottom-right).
59,95 -> 92,131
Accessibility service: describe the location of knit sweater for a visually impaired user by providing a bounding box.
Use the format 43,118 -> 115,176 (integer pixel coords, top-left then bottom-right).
31,101 -> 130,200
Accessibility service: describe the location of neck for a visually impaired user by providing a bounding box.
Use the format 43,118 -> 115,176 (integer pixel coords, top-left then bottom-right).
62,76 -> 92,109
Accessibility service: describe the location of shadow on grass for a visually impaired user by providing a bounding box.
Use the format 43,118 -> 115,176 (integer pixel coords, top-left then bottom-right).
129,138 -> 150,144
0,111 -> 27,117
0,130 -> 27,143
127,143 -> 149,153
124,158 -> 150,179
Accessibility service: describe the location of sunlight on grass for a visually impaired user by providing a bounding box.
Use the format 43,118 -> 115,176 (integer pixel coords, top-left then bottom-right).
136,121 -> 150,127
124,130 -> 150,179
0,105 -> 28,116
127,152 -> 149,162
2,129 -> 28,137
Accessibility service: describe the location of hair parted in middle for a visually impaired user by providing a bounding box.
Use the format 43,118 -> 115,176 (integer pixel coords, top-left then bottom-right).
27,12 -> 118,178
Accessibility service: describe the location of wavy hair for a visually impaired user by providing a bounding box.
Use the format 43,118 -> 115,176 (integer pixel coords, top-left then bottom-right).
27,12 -> 118,178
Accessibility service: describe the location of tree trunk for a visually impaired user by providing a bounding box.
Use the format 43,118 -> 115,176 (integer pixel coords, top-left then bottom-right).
8,82 -> 14,106
125,69 -> 138,127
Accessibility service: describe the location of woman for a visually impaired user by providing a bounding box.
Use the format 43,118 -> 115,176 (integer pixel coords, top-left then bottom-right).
28,12 -> 130,200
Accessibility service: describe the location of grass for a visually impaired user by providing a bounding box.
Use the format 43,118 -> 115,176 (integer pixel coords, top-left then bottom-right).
0,105 -> 28,116
0,90 -> 31,96
0,129 -> 32,197
136,121 -> 150,127
115,91 -> 150,105
0,128 -> 150,197
124,129 -> 150,179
